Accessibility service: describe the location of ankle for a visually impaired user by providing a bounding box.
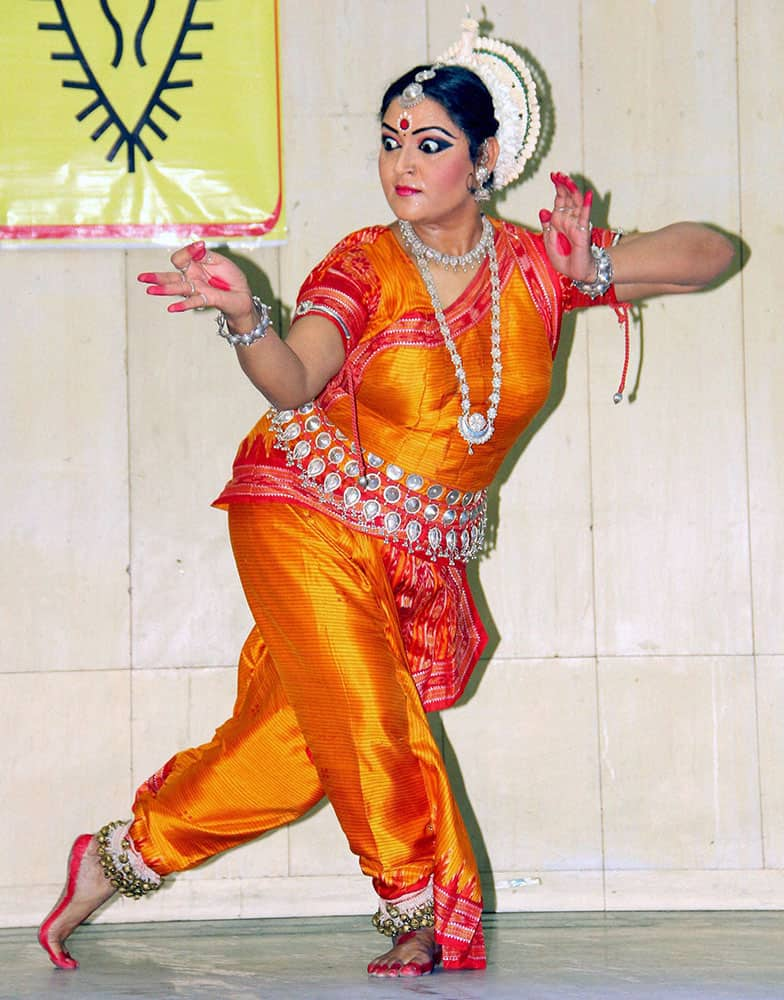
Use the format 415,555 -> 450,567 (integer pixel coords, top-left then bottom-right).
372,876 -> 435,941
95,820 -> 164,898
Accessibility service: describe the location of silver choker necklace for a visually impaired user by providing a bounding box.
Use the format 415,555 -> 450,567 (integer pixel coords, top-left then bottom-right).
400,217 -> 502,451
399,216 -> 495,272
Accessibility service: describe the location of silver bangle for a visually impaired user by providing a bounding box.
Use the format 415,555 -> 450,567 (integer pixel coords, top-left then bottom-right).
571,244 -> 614,299
216,295 -> 272,347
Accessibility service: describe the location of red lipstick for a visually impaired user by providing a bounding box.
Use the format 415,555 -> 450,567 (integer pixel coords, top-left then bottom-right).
395,185 -> 420,196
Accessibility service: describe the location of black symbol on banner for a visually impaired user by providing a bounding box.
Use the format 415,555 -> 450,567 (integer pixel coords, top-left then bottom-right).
38,0 -> 213,173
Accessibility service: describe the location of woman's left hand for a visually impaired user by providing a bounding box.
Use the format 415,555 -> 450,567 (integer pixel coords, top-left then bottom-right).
539,172 -> 596,281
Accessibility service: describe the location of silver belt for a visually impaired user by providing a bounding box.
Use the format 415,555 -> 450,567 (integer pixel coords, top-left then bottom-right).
271,404 -> 487,564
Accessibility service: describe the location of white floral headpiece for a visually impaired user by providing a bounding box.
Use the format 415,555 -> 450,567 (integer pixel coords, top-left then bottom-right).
436,15 -> 541,190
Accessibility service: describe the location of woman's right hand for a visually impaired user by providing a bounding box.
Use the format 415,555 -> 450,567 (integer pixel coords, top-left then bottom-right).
137,241 -> 258,331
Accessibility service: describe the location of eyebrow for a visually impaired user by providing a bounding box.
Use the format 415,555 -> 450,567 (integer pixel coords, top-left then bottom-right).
381,120 -> 458,139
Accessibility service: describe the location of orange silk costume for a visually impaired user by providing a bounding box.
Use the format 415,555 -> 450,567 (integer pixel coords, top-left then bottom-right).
129,220 -> 620,970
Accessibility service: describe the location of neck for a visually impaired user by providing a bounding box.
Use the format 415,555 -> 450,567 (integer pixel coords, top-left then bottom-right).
403,211 -> 485,258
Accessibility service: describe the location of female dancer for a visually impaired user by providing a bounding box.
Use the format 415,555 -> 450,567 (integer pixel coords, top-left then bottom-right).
39,19 -> 733,978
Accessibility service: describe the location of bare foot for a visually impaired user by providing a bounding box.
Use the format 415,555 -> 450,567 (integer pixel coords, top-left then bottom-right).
38,834 -> 116,969
367,927 -> 442,977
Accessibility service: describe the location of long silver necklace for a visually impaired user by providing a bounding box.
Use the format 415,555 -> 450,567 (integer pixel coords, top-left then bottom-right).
399,217 -> 502,452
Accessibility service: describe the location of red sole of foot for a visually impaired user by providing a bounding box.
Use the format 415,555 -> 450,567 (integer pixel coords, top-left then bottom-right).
37,834 -> 92,970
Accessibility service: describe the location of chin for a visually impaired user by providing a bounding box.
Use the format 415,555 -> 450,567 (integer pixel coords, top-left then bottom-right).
391,203 -> 421,222
386,193 -> 421,215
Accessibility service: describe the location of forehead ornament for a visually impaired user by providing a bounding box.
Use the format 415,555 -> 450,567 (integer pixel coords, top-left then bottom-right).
397,68 -> 436,132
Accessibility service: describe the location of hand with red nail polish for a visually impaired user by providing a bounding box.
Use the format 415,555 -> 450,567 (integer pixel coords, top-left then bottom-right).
542,168 -> 595,279
139,241 -> 253,323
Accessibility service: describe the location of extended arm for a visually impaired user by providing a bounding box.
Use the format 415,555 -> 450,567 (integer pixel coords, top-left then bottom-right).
539,173 -> 735,300
138,241 -> 345,409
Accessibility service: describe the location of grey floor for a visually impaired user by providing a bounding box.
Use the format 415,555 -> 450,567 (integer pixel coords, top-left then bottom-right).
2,912 -> 783,1000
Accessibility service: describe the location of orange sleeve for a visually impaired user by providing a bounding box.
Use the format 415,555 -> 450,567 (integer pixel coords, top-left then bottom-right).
292,228 -> 385,351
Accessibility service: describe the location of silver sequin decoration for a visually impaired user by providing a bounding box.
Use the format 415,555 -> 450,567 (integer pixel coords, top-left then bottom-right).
343,486 -> 361,508
406,521 -> 423,542
385,512 -> 402,532
363,499 -> 381,519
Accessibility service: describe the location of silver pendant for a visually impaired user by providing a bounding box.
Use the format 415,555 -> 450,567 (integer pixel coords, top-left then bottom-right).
458,411 -> 493,446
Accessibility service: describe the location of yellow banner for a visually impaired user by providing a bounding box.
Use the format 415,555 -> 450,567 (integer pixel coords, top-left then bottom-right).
0,0 -> 284,246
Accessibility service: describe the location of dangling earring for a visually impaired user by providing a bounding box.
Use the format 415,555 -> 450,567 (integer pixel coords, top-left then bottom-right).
472,142 -> 493,202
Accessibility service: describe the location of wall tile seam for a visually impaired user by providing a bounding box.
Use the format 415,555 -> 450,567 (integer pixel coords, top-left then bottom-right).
2,652 -> 769,677
10,865 -> 784,890
733,0 -> 767,869
129,663 -> 239,672
479,653 -> 759,663
574,0 -> 608,917
0,664 -> 240,676
123,247 -> 136,806
601,865 -> 784,874
479,864 -> 783,875
0,667 -> 134,678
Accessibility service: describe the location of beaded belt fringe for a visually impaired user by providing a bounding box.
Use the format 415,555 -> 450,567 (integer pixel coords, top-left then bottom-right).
96,820 -> 163,899
372,877 -> 435,938
272,405 -> 487,564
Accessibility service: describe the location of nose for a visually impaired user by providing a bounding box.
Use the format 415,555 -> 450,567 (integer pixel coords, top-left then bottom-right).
396,141 -> 417,176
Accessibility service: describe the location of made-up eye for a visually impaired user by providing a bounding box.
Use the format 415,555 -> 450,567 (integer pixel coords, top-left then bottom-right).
420,137 -> 453,154
381,135 -> 401,151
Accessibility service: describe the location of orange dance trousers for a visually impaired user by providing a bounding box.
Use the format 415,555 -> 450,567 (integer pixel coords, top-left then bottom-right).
130,502 -> 485,969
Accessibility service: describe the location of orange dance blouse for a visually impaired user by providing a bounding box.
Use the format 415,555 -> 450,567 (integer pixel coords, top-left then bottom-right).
214,219 -> 620,709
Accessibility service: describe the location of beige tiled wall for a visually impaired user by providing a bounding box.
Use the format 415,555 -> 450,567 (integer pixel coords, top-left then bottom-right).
3,1 -> 783,928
